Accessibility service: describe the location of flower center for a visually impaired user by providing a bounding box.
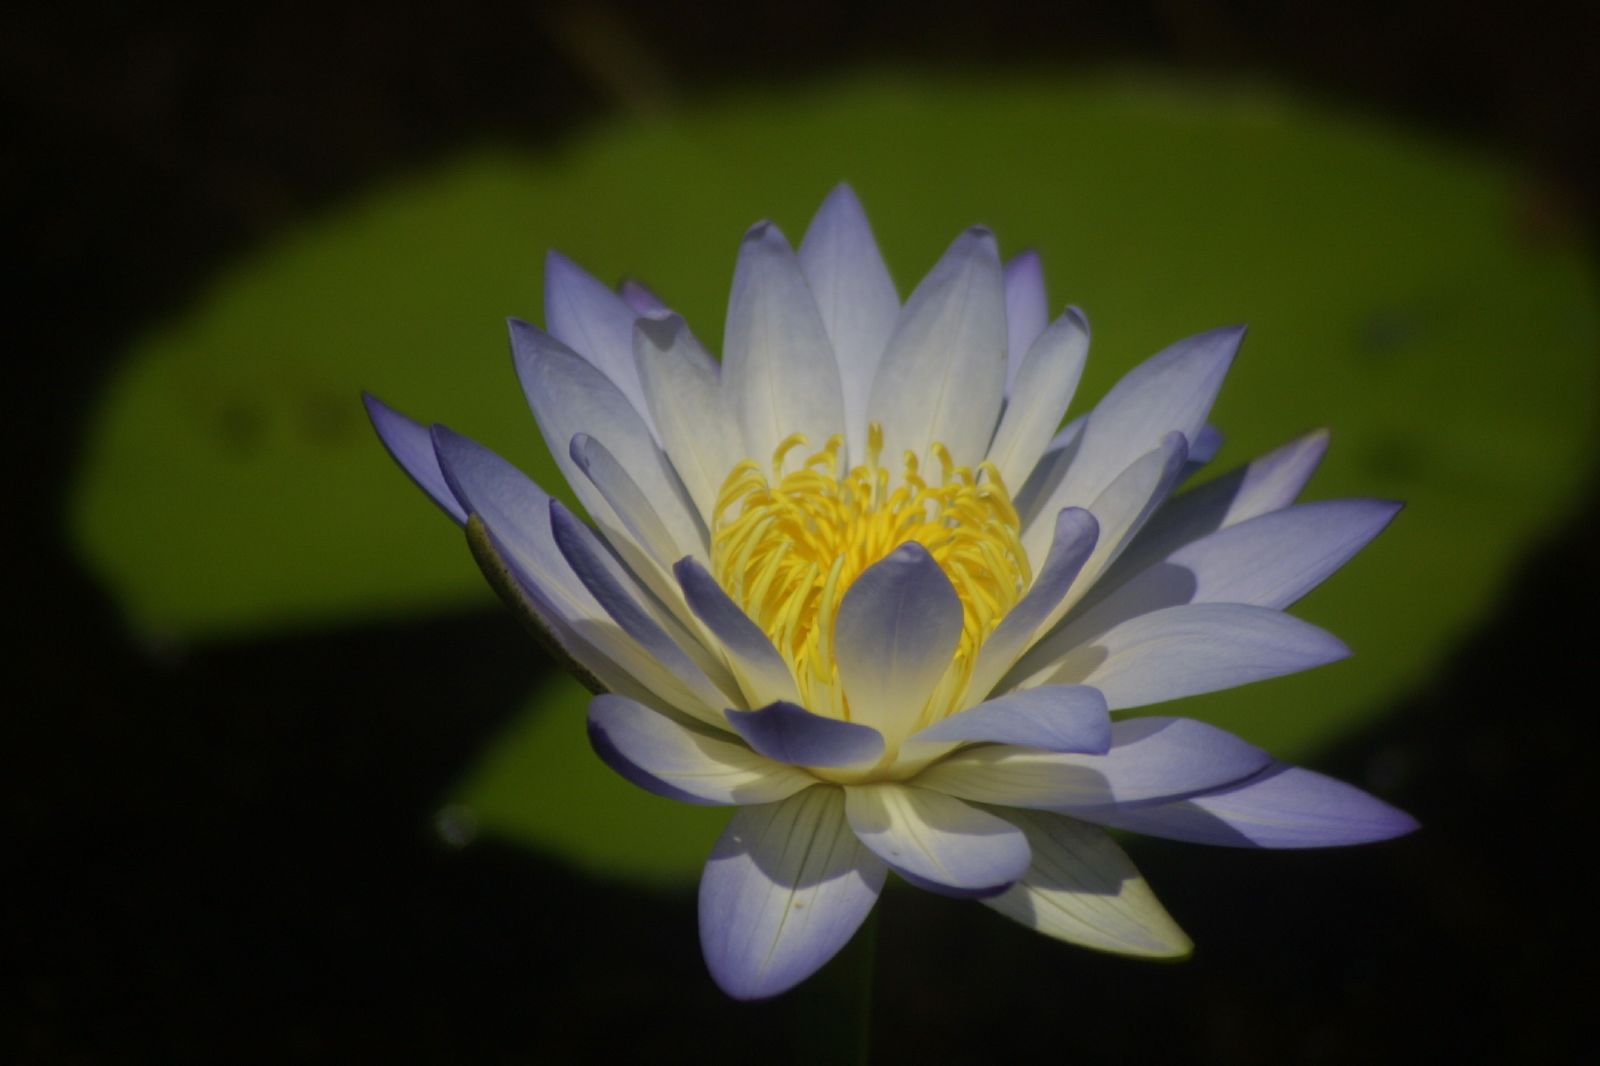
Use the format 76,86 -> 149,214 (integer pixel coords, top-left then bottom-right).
711,424 -> 1031,718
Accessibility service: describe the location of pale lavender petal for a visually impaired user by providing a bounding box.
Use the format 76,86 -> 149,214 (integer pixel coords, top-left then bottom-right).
633,314 -> 739,523
723,221 -> 847,468
917,716 -> 1272,808
699,788 -> 885,1000
674,558 -> 799,707
588,694 -> 814,805
868,226 -> 1007,468
986,306 -> 1090,490
1039,602 -> 1350,710
844,784 -> 1030,897
1049,324 -> 1243,509
983,811 -> 1192,957
570,432 -> 683,569
966,506 -> 1098,701
1074,763 -> 1419,848
907,686 -> 1110,754
549,499 -> 735,721
726,701 -> 885,769
362,393 -> 468,524
543,250 -> 654,433
799,183 -> 899,463
1014,413 -> 1086,528
1002,249 -> 1048,393
618,278 -> 668,315
834,544 -> 964,742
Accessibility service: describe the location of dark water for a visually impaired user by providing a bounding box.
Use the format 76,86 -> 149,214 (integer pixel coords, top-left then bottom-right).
8,3 -> 1597,1062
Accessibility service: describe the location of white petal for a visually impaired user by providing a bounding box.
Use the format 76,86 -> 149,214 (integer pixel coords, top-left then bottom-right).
633,314 -> 740,524
868,227 -> 1007,469
723,222 -> 847,468
1002,250 -> 1049,393
844,784 -> 1030,896
986,306 -> 1090,499
983,811 -> 1191,958
1038,602 -> 1350,710
588,694 -> 815,805
699,787 -> 886,1000
799,184 -> 900,463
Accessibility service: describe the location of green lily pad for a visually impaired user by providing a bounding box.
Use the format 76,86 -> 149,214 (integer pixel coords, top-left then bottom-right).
73,74 -> 1597,884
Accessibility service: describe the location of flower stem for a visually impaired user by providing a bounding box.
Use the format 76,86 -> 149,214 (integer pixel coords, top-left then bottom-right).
788,909 -> 878,1064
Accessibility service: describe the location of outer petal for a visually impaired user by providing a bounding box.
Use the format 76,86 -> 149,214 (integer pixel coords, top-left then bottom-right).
699,787 -> 886,1000
722,221 -> 847,469
985,307 -> 1089,491
799,183 -> 900,463
618,278 -> 668,315
570,432 -> 683,571
511,319 -> 706,564
543,250 -> 655,435
588,695 -> 815,806
726,701 -> 885,769
965,506 -> 1098,702
983,811 -> 1192,958
844,784 -> 1030,897
906,686 -> 1110,754
674,558 -> 799,708
1039,324 -> 1242,514
1034,602 -> 1351,710
363,393 -> 468,524
1064,498 -> 1401,639
1075,763 -> 1419,848
916,717 -> 1272,809
633,314 -> 740,524
1002,249 -> 1049,393
868,226 -> 1007,468
834,544 -> 964,743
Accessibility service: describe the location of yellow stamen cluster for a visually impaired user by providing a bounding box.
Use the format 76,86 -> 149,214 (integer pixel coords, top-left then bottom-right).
711,424 -> 1031,719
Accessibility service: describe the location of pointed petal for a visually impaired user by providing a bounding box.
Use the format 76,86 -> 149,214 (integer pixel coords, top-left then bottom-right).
723,221 -> 847,467
986,307 -> 1089,490
1064,498 -> 1402,640
907,685 -> 1110,754
868,227 -> 1007,468
1074,762 -> 1419,848
726,701 -> 886,769
363,393 -> 467,524
844,784 -> 1030,897
699,788 -> 886,1000
633,314 -> 740,524
511,319 -> 706,563
588,694 -> 815,806
1002,250 -> 1049,393
549,500 -> 734,725
966,507 -> 1099,702
543,250 -> 655,434
984,812 -> 1191,958
674,558 -> 800,708
618,278 -> 668,315
1051,324 -> 1243,509
799,184 -> 900,463
834,544 -> 964,743
1039,602 -> 1350,710
1107,428 -> 1332,583
570,432 -> 684,570
917,716 -> 1272,808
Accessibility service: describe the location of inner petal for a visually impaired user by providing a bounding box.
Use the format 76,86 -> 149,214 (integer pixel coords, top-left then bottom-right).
711,423 -> 1031,722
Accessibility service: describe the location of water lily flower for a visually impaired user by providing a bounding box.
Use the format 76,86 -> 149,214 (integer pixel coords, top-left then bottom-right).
365,185 -> 1418,1000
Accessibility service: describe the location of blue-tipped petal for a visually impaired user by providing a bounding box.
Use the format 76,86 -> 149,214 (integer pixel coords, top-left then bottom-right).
587,694 -> 813,806
618,278 -> 668,315
907,685 -> 1110,754
363,393 -> 467,524
543,250 -> 654,431
986,306 -> 1090,490
674,558 -> 799,708
1075,762 -> 1419,848
725,701 -> 885,769
1002,249 -> 1049,393
699,788 -> 885,1000
844,784 -> 1030,898
834,543 -> 964,742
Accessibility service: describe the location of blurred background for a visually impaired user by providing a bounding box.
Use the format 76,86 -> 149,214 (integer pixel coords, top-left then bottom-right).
8,2 -> 1598,1062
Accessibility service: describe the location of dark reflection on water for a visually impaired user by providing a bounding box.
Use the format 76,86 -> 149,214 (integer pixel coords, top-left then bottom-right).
9,3 -> 1596,1062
